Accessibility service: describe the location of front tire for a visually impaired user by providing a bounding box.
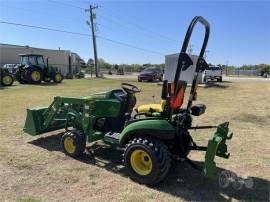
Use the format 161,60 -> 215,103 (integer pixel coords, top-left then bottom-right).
61,130 -> 86,158
123,137 -> 171,185
1,74 -> 14,86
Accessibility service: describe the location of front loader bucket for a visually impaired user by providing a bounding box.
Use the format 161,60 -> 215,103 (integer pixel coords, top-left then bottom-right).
23,107 -> 48,135
203,122 -> 233,178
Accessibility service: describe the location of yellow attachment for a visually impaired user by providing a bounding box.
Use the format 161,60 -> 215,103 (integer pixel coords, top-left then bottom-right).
130,149 -> 152,175
64,136 -> 76,154
2,75 -> 13,85
136,100 -> 166,113
55,73 -> 62,82
31,71 -> 41,81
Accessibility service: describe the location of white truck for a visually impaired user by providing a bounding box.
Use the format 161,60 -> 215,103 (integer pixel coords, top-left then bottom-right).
203,66 -> 223,82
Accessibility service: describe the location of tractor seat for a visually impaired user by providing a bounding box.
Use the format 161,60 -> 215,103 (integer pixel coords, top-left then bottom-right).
135,100 -> 166,113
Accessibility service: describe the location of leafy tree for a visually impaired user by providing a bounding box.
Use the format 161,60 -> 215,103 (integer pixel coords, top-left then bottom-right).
98,58 -> 112,70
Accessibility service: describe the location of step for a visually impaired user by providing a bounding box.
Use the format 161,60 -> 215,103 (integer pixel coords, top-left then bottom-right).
103,132 -> 121,145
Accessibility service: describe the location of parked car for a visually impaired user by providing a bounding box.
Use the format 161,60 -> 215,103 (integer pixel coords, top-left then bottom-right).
203,66 -> 223,82
138,67 -> 163,82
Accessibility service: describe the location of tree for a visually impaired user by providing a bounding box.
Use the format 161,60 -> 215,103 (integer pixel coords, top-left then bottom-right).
87,58 -> 94,65
98,58 -> 111,70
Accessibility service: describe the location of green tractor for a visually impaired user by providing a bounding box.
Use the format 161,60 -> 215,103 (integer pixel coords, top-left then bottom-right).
0,67 -> 14,87
23,16 -> 233,185
14,54 -> 63,84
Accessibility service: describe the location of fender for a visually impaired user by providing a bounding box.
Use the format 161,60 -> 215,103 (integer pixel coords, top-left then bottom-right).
119,119 -> 175,146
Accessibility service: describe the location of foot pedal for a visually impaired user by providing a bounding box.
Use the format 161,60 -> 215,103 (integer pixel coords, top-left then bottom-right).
104,132 -> 121,144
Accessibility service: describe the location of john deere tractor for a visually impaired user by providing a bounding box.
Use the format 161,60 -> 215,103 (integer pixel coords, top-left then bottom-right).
0,67 -> 14,86
15,54 -> 63,84
23,16 -> 233,185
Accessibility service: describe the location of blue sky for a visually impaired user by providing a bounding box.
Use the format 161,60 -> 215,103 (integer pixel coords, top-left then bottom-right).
0,0 -> 269,66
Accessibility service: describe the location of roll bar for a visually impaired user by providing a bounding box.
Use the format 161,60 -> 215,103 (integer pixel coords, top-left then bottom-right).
174,16 -> 210,84
181,16 -> 210,58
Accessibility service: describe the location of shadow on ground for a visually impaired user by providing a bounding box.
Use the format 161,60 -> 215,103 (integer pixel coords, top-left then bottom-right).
205,81 -> 232,89
232,113 -> 270,126
38,82 -> 59,86
30,133 -> 269,201
0,83 -> 18,89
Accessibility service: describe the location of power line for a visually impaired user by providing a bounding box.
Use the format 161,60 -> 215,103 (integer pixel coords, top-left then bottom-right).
97,35 -> 164,55
48,0 -> 179,46
0,21 -> 90,37
48,0 -> 85,10
98,7 -> 179,43
0,21 -> 164,55
97,14 -> 179,50
0,2 -> 87,22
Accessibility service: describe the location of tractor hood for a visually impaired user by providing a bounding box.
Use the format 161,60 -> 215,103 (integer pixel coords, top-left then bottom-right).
83,90 -> 113,100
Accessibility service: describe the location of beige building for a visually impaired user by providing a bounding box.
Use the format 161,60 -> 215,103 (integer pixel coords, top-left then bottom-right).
0,44 -> 83,76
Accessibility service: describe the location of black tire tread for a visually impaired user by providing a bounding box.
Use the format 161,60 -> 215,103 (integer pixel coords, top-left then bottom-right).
27,67 -> 43,84
53,72 -> 63,83
123,137 -> 171,185
61,129 -> 86,158
1,74 -> 14,86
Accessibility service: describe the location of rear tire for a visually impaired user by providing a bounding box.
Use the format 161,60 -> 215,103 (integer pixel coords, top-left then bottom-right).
61,129 -> 86,158
203,76 -> 207,83
123,137 -> 171,185
27,68 -> 42,84
53,72 -> 63,83
217,77 -> 222,82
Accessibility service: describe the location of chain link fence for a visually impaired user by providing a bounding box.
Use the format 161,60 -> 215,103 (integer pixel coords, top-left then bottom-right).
225,69 -> 259,77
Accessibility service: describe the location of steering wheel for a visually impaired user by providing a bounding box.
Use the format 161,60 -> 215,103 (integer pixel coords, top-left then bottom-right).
121,83 -> 141,94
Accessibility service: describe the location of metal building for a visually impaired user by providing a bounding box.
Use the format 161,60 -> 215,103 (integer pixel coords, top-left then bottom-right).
164,53 -> 204,84
0,44 -> 83,76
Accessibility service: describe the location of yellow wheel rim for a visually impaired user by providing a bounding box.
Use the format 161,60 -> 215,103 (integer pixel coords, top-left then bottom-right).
130,149 -> 152,175
64,137 -> 76,154
2,75 -> 12,85
31,71 -> 41,81
55,74 -> 62,82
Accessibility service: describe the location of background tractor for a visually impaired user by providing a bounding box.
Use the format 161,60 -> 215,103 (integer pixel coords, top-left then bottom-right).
0,67 -> 14,87
23,16 -> 233,185
14,54 -> 63,84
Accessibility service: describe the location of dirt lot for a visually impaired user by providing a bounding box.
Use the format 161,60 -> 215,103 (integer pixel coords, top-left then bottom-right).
0,79 -> 269,201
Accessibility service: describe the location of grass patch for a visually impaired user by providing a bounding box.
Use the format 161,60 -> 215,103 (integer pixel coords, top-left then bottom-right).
0,78 -> 269,201
16,196 -> 41,202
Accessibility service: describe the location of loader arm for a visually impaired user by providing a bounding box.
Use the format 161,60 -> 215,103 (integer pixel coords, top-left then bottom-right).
23,96 -> 87,135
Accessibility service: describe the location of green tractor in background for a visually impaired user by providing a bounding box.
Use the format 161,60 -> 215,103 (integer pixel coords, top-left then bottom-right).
23,16 -> 233,185
0,67 -> 14,86
14,54 -> 63,84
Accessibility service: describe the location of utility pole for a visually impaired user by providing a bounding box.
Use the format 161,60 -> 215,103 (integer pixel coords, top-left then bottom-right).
86,5 -> 99,77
